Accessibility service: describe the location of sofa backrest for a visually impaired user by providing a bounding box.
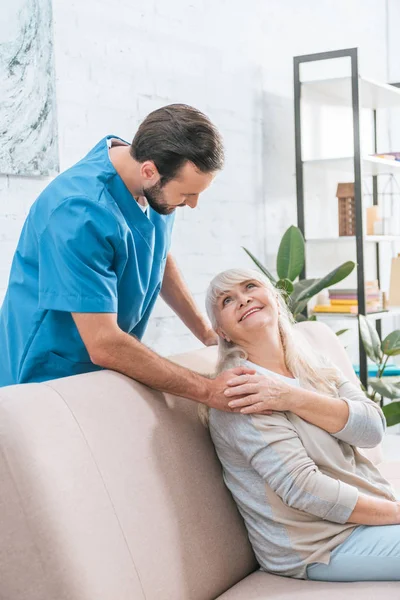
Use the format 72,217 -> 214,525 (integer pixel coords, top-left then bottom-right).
0,321 -> 381,600
0,349 -> 256,600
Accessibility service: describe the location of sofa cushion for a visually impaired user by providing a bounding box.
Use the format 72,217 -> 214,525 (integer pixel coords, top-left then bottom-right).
378,460 -> 400,495
215,570 -> 400,599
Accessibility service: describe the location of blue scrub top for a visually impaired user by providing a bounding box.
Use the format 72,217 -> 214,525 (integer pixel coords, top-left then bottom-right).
0,136 -> 175,387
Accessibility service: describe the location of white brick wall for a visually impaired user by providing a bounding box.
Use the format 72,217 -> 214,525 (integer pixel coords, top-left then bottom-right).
0,0 -> 394,356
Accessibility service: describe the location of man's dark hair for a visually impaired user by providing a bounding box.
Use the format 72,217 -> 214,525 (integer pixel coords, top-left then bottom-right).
130,104 -> 224,184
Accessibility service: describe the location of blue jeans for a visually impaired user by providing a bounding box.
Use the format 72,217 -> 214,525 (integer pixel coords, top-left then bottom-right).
307,524 -> 400,581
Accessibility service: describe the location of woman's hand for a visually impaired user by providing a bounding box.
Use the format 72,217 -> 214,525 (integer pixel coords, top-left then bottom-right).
224,373 -> 295,414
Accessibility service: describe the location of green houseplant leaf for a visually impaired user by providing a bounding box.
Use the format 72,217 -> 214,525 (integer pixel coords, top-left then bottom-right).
290,278 -> 318,303
290,278 -> 319,317
358,315 -> 383,365
382,401 -> 400,427
242,247 -> 276,284
276,278 -> 294,295
292,299 -> 309,317
295,261 -> 356,304
294,313 -> 308,322
276,226 -> 305,282
370,380 -> 400,400
381,331 -> 400,356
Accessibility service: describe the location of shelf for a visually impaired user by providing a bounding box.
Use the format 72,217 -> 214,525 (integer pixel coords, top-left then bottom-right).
307,236 -> 400,243
301,76 -> 400,109
311,308 -> 400,321
295,50 -> 400,388
303,155 -> 400,176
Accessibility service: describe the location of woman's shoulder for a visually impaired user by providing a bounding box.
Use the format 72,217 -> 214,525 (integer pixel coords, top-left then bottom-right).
209,407 -> 294,443
208,407 -> 244,431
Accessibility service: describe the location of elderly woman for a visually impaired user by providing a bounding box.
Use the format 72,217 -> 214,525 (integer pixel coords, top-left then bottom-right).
200,267 -> 400,582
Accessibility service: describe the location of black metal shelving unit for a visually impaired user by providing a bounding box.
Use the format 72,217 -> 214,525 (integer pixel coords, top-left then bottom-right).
293,47 -> 400,388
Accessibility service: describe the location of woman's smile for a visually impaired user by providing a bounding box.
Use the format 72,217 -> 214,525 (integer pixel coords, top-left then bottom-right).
239,306 -> 264,322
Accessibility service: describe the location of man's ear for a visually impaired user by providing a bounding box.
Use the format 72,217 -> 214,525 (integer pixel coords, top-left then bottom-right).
140,160 -> 159,183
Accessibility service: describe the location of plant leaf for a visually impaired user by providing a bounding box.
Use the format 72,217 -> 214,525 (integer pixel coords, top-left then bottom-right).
358,315 -> 382,365
295,313 -> 308,322
370,380 -> 400,400
291,298 -> 309,317
291,278 -> 318,303
242,247 -> 276,284
381,330 -> 400,356
276,226 -> 305,282
290,279 -> 320,316
336,329 -> 350,336
295,261 -> 356,304
276,278 -> 294,295
382,401 -> 400,427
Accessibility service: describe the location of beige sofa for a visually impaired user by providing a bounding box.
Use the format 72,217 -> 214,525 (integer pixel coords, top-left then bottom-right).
0,322 -> 399,600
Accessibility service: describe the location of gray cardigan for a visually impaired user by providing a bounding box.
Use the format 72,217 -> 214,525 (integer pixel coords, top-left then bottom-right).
209,361 -> 395,579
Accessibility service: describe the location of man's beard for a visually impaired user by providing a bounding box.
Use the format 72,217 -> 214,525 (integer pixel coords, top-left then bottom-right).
143,182 -> 175,215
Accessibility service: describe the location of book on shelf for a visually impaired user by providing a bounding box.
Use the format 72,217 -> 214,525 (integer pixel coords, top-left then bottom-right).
370,152 -> 400,161
329,283 -> 382,300
329,282 -> 380,292
313,305 -> 355,314
330,297 -> 382,307
313,281 -> 384,314
313,304 -> 388,316
330,290 -> 381,296
313,304 -> 385,315
331,299 -> 358,306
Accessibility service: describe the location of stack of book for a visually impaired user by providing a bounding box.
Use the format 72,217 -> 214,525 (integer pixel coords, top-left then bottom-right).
371,152 -> 400,161
313,281 -> 384,315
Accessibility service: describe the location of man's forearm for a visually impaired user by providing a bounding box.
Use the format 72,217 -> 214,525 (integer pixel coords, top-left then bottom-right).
92,329 -> 211,403
160,254 -> 210,341
290,388 -> 349,434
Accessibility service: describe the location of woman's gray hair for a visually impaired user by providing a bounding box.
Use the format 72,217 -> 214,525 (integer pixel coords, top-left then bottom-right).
199,268 -> 340,426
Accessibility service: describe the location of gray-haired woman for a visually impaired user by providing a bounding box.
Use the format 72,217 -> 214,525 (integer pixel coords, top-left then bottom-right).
200,267 -> 400,582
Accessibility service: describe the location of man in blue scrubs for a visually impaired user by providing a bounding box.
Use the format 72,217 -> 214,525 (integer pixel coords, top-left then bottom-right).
0,104 -> 253,409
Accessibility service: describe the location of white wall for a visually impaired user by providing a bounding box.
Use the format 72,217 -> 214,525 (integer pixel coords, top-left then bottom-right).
0,0 -> 396,356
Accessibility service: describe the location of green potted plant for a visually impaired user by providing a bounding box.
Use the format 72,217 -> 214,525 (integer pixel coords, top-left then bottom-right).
243,225 -> 355,321
359,315 -> 400,426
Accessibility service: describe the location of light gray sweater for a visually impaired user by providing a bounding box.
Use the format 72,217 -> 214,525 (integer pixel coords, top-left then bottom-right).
209,361 -> 396,579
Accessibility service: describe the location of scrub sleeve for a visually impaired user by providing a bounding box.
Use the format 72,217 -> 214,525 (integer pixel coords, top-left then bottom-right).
38,197 -> 120,313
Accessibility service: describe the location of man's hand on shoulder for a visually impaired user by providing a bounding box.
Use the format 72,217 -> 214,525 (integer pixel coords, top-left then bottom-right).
206,366 -> 258,411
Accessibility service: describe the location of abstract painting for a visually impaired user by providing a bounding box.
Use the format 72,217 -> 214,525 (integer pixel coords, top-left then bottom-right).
0,0 -> 59,176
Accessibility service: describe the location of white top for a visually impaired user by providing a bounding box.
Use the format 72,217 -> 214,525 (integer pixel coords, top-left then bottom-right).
244,360 -> 300,386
